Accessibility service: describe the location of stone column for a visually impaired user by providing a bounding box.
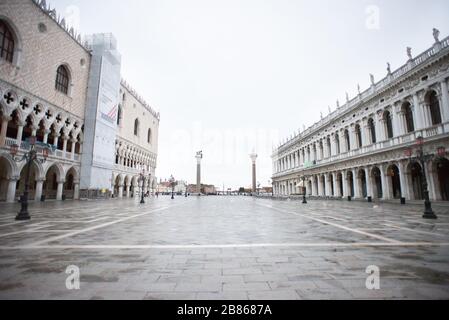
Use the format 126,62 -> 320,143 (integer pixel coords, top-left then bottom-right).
62,136 -> 68,153
330,136 -> 336,157
334,173 -> 342,197
398,161 -> 409,200
360,120 -> 367,147
196,152 -> 203,195
74,181 -> 80,200
378,119 -> 386,142
326,174 -> 332,196
71,139 -> 76,158
126,185 -> 131,198
0,116 -> 10,146
316,143 -> 323,161
391,105 -> 400,137
365,167 -> 373,199
43,129 -> 50,144
311,176 -> 317,196
425,162 -> 437,201
380,165 -> 392,200
397,109 -> 406,137
364,123 -> 372,145
352,169 -> 361,198
440,79 -> 449,123
53,134 -> 60,149
31,125 -> 38,137
317,175 -> 323,196
350,126 -> 357,150
16,121 -> 25,142
118,184 -> 124,198
412,93 -> 424,130
34,179 -> 44,201
6,178 -> 18,203
250,153 -> 258,193
342,171 -> 349,197
56,181 -> 64,201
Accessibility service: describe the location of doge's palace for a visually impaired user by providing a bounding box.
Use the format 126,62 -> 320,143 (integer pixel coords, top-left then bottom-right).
0,0 -> 159,203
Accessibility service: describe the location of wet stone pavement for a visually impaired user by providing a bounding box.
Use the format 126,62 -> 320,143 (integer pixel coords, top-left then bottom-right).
0,196 -> 449,300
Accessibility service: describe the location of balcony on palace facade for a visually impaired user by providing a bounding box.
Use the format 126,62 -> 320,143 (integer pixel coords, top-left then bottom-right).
273,122 -> 449,178
2,137 -> 81,162
113,163 -> 144,175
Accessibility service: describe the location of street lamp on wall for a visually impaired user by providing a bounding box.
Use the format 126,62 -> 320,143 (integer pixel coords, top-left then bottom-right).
169,175 -> 176,200
138,170 -> 146,204
10,137 -> 51,221
404,136 -> 438,219
301,175 -> 309,204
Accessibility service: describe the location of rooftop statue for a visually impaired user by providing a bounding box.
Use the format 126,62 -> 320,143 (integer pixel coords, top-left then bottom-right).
407,47 -> 413,60
433,28 -> 440,43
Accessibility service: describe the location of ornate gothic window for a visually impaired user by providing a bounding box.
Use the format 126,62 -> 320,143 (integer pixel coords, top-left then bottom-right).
403,102 -> 415,133
368,118 -> 376,144
427,91 -> 442,126
0,20 -> 15,63
55,65 -> 70,94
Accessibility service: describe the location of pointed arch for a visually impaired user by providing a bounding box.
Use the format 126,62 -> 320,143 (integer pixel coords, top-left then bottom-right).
0,16 -> 22,67
55,65 -> 70,94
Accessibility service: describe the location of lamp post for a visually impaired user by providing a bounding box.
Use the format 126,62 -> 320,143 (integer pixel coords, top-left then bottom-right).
169,175 -> 176,200
405,136 -> 438,219
10,137 -> 51,221
301,175 -> 309,204
138,170 -> 146,204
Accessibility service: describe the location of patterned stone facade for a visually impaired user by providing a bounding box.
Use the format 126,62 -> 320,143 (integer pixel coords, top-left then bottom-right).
0,0 -> 159,203
112,81 -> 160,198
0,0 -> 91,119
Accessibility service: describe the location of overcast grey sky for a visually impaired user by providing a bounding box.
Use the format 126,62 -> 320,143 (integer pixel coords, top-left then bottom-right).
53,0 -> 449,190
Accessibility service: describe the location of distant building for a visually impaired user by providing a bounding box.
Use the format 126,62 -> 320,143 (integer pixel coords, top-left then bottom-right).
187,184 -> 217,195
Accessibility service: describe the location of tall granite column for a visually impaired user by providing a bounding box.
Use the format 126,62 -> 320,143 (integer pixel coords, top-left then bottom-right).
196,151 -> 203,195
250,153 -> 258,194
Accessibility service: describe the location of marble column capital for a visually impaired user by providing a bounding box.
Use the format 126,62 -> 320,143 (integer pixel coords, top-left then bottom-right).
16,120 -> 26,127
1,115 -> 11,122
